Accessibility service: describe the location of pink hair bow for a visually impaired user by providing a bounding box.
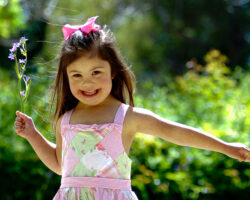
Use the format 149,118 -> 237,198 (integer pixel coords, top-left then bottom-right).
62,16 -> 101,40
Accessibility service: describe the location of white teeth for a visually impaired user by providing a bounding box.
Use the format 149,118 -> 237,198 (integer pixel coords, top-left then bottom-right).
83,90 -> 97,95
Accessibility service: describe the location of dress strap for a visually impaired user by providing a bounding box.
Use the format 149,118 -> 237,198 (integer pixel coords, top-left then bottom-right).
61,109 -> 73,127
114,103 -> 130,125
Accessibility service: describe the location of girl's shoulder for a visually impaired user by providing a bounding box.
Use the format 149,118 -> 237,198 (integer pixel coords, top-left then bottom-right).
125,106 -> 155,134
55,114 -> 64,134
55,110 -> 72,134
128,106 -> 155,121
129,106 -> 185,141
127,106 -> 175,137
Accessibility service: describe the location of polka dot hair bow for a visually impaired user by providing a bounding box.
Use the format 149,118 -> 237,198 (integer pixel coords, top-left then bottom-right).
62,16 -> 101,40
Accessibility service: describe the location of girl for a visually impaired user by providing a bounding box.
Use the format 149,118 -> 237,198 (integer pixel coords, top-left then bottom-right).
14,16 -> 250,200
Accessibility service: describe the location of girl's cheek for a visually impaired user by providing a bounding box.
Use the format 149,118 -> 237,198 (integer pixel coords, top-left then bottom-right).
99,75 -> 112,84
68,80 -> 79,93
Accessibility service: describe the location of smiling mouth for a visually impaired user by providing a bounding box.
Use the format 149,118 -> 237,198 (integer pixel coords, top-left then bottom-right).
81,89 -> 99,97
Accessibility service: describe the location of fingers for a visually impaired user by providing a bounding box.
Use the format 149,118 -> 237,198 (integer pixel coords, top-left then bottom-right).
243,147 -> 250,162
16,110 -> 31,122
16,110 -> 27,119
228,143 -> 250,163
15,111 -> 26,132
15,116 -> 23,123
15,111 -> 36,136
14,118 -> 25,131
238,147 -> 250,162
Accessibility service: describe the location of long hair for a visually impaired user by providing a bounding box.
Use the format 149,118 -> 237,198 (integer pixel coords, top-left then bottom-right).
50,25 -> 136,130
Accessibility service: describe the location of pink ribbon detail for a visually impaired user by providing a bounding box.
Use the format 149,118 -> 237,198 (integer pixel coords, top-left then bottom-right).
62,16 -> 101,40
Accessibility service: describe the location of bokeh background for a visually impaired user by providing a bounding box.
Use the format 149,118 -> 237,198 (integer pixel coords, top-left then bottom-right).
0,0 -> 250,199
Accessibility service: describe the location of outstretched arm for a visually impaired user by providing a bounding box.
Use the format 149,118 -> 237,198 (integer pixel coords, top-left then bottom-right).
14,111 -> 62,175
132,107 -> 250,162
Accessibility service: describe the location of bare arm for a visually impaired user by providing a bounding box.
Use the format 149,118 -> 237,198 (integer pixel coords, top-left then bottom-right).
132,107 -> 250,162
14,111 -> 62,175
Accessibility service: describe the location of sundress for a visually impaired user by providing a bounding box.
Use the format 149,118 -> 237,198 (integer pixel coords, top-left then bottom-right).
53,103 -> 139,200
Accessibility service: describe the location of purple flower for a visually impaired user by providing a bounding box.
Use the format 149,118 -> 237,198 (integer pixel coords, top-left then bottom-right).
13,42 -> 20,48
9,42 -> 20,53
19,36 -> 28,44
9,43 -> 20,52
8,53 -> 15,60
19,59 -> 26,64
9,46 -> 17,53
23,74 -> 30,81
20,90 -> 25,96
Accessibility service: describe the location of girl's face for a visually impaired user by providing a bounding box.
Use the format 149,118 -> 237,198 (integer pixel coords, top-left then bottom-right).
66,55 -> 113,108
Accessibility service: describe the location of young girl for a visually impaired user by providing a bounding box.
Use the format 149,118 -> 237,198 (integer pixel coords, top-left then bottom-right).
14,16 -> 250,200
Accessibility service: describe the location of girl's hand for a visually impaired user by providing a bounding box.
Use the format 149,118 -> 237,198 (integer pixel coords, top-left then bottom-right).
225,142 -> 250,162
14,111 -> 37,139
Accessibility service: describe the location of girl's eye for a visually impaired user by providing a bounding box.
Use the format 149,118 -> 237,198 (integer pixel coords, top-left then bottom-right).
92,71 -> 101,75
73,74 -> 82,78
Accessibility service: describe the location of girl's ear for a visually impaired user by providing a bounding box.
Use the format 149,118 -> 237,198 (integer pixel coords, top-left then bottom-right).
111,71 -> 117,79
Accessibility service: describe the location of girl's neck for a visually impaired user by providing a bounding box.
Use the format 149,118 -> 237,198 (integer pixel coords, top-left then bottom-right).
75,95 -> 120,111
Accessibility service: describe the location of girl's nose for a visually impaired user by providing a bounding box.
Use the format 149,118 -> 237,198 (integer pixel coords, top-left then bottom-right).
81,77 -> 94,87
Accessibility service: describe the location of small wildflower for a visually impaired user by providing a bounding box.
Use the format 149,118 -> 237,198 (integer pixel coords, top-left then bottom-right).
9,36 -> 30,112
19,59 -> 26,64
20,90 -> 25,96
8,53 -> 15,60
23,74 -> 30,81
19,36 -> 28,44
13,42 -> 20,48
10,46 -> 17,53
10,43 -> 20,52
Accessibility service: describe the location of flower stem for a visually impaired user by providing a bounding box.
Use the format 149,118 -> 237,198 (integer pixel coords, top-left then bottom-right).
18,78 -> 24,112
15,57 -> 21,79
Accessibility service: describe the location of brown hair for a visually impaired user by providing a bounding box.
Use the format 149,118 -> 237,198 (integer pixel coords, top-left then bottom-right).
50,25 -> 136,130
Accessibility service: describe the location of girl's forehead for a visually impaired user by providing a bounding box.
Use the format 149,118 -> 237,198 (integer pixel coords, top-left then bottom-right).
67,55 -> 110,71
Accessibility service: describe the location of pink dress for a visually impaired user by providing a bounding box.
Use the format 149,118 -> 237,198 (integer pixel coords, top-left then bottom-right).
53,103 -> 139,200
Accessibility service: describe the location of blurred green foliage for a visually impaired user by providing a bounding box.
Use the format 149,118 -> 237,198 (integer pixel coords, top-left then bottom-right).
0,0 -> 27,38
